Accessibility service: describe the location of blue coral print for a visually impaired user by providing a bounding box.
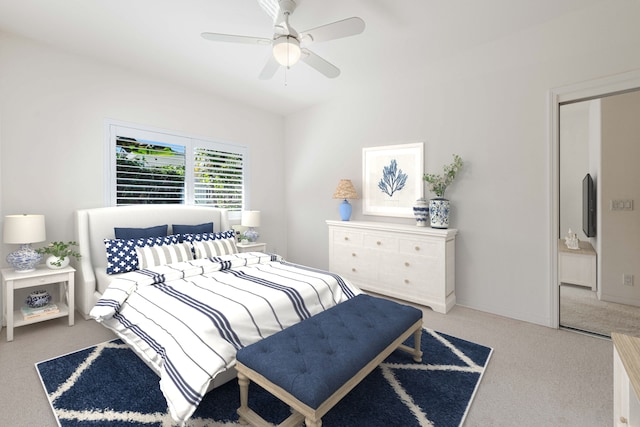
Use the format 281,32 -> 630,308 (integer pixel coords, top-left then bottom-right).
378,159 -> 408,197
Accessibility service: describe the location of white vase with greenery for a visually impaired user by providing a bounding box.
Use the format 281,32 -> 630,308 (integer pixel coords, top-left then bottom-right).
37,241 -> 81,269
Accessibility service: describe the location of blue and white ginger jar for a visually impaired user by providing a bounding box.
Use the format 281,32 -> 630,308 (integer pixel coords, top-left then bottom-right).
429,198 -> 450,229
26,290 -> 52,308
413,198 -> 429,227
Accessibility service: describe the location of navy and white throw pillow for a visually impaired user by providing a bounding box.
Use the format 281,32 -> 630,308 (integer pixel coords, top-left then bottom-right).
181,229 -> 236,243
104,235 -> 180,275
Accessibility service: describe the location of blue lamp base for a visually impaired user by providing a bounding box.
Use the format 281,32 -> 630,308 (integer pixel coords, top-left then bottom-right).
6,243 -> 43,273
338,199 -> 353,221
243,227 -> 259,242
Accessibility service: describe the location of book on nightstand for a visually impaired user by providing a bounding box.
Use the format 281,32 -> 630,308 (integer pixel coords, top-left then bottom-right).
21,303 -> 59,320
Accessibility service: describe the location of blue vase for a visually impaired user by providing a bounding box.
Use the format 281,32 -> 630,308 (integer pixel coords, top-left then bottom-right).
413,198 -> 429,227
429,198 -> 450,229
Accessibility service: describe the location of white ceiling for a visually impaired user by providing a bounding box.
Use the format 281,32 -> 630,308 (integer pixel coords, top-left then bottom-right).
0,0 -> 602,116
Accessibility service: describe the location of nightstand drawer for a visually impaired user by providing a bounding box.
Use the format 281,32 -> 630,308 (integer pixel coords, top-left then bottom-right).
10,271 -> 71,289
237,242 -> 267,253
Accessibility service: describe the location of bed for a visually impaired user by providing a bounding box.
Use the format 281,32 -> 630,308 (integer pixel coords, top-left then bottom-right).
74,205 -> 360,424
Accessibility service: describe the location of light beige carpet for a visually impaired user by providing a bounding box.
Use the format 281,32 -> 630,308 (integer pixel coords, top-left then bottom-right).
560,284 -> 640,337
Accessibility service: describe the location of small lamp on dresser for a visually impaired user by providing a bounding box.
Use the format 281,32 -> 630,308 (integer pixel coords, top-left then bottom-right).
3,214 -> 46,272
333,179 -> 359,221
241,210 -> 261,242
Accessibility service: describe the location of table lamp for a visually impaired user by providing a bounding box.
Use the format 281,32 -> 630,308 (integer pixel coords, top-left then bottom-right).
333,179 -> 359,221
241,211 -> 261,242
4,214 -> 46,272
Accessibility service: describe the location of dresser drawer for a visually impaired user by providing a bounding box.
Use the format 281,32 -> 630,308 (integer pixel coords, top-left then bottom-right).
363,234 -> 398,252
398,237 -> 440,257
332,229 -> 364,247
380,254 -> 435,288
331,246 -> 376,281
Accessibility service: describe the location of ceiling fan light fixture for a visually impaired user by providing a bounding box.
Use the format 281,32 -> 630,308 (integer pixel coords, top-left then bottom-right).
272,35 -> 301,67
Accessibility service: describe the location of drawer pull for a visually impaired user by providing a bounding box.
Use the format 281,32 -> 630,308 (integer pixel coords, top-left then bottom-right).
415,246 -> 421,251
620,416 -> 628,424
376,241 -> 381,246
404,262 -> 410,267
351,268 -> 357,272
344,236 -> 349,241
352,253 -> 356,257
404,279 -> 410,284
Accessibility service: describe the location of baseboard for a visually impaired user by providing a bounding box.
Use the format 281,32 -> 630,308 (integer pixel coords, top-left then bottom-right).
599,293 -> 640,307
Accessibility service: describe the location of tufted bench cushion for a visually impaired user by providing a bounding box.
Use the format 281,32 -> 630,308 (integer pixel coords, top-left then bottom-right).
235,294 -> 423,427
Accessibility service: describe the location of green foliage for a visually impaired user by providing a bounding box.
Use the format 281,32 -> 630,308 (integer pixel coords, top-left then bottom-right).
36,241 -> 82,266
116,154 -> 185,204
423,154 -> 463,198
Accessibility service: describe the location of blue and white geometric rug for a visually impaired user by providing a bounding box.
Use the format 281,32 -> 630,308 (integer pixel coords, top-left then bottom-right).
36,329 -> 492,427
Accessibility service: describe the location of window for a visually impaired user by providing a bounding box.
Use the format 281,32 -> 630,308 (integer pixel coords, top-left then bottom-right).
106,122 -> 248,217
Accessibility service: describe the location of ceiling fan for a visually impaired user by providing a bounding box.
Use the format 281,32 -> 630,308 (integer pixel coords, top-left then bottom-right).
201,0 -> 365,79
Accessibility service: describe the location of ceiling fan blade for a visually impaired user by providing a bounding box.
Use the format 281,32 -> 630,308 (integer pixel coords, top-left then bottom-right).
201,32 -> 272,46
258,55 -> 280,80
301,48 -> 340,78
301,17 -> 365,44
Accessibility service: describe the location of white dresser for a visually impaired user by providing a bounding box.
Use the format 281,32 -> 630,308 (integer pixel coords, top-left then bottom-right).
327,220 -> 457,313
613,333 -> 640,426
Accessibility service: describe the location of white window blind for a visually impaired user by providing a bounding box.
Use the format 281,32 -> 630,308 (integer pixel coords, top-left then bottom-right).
116,136 -> 186,205
194,147 -> 244,210
106,122 -> 248,215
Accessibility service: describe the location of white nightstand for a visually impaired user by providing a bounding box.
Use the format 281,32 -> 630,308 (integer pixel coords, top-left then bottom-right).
558,239 -> 597,291
237,242 -> 267,253
1,265 -> 75,342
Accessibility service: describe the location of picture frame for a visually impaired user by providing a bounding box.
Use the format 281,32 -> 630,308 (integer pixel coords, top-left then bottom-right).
362,142 -> 424,218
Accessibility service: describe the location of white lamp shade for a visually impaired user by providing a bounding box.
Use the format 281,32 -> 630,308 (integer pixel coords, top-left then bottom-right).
241,211 -> 261,228
3,214 -> 46,244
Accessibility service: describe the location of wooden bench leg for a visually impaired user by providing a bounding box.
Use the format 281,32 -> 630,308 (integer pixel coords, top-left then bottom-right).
238,372 -> 250,425
412,327 -> 423,362
305,418 -> 322,427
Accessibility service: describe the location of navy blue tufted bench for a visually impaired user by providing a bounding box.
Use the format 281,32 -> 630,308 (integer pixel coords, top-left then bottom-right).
235,294 -> 423,427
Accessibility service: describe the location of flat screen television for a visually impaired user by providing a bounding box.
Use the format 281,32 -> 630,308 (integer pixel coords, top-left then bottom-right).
583,173 -> 596,237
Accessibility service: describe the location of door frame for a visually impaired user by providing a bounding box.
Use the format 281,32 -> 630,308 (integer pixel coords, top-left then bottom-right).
548,69 -> 640,328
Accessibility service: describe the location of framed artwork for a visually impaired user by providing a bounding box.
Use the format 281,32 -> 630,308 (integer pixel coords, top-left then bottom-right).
362,142 -> 424,218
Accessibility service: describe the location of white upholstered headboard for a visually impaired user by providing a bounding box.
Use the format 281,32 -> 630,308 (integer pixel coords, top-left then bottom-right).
74,205 -> 230,320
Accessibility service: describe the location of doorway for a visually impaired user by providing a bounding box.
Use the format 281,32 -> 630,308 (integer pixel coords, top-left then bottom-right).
550,70 -> 640,336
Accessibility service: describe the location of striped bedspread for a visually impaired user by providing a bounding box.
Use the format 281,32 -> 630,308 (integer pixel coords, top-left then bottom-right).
90,252 -> 360,424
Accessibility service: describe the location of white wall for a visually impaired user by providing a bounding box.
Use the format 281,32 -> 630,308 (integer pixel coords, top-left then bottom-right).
284,1 -> 640,326
0,32 -> 286,262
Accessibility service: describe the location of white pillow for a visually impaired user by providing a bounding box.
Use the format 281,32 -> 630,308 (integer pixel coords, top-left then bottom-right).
136,242 -> 194,269
193,238 -> 238,259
